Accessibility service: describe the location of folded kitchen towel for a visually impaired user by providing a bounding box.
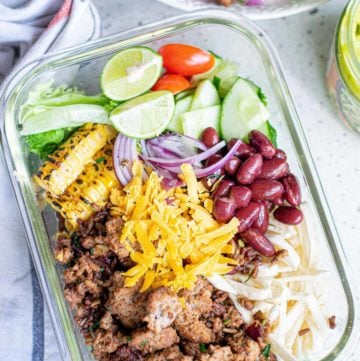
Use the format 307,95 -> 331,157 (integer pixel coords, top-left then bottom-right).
0,1 -> 101,360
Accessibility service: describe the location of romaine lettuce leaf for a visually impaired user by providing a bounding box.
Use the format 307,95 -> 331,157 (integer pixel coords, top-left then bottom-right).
20,81 -> 112,135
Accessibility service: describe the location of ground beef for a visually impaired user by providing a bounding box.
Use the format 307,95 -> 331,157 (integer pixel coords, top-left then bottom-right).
130,327 -> 180,355
107,274 -> 147,329
227,333 -> 260,361
199,345 -> 234,361
146,346 -> 193,360
55,207 -> 274,361
144,287 -> 182,333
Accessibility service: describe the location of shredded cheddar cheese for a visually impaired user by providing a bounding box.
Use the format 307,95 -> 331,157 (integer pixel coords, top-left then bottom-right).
110,161 -> 239,293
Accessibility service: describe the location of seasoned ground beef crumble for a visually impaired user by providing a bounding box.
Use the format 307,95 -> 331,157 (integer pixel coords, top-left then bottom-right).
55,207 -> 276,361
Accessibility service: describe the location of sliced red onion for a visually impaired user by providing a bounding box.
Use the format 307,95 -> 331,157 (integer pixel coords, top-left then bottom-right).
148,139 -> 195,159
141,141 -> 226,167
194,139 -> 242,178
113,135 -> 129,186
113,134 -> 139,186
147,142 -> 181,159
181,134 -> 208,152
150,133 -> 207,152
122,137 -> 133,181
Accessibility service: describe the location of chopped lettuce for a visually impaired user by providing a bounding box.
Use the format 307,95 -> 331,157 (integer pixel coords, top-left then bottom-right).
20,80 -> 118,157
20,81 -> 108,110
25,127 -> 75,159
20,81 -> 112,136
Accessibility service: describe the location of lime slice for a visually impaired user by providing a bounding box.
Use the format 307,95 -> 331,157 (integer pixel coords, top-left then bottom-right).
110,91 -> 175,139
101,47 -> 162,101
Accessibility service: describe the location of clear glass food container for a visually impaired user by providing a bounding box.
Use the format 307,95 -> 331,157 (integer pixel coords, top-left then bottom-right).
0,9 -> 358,361
326,0 -> 360,133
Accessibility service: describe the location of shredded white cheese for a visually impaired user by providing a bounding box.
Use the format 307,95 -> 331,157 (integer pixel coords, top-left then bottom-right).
209,203 -> 331,361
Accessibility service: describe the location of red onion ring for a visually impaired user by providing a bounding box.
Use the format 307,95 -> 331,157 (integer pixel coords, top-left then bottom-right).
194,139 -> 242,178
141,141 -> 226,167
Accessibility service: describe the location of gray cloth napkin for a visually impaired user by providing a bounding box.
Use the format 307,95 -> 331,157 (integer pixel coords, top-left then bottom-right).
0,1 -> 101,360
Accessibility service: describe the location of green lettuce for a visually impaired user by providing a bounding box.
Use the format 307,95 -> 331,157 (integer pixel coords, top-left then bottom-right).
25,127 -> 75,159
20,81 -> 119,157
20,81 -> 113,136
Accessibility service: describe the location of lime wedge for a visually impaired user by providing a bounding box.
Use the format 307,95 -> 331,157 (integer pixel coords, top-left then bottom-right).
110,91 -> 175,139
101,47 -> 162,101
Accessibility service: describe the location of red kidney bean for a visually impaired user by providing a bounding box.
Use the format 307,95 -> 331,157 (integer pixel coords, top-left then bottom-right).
282,173 -> 302,206
227,139 -> 255,158
224,156 -> 241,176
230,186 -> 252,209
274,148 -> 287,160
273,195 -> 284,206
201,127 -> 220,148
236,154 -> 263,185
240,228 -> 276,257
273,206 -> 303,225
235,202 -> 260,233
213,179 -> 235,199
245,322 -> 264,341
249,130 -> 276,158
265,200 -> 275,212
205,154 -> 224,176
252,202 -> 269,234
259,158 -> 289,180
213,197 -> 236,223
250,180 -> 284,201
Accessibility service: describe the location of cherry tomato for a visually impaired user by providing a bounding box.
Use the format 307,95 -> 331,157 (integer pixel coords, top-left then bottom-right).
158,44 -> 215,76
152,74 -> 191,94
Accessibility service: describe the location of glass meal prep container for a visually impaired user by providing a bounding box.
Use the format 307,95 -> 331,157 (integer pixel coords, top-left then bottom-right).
0,9 -> 358,361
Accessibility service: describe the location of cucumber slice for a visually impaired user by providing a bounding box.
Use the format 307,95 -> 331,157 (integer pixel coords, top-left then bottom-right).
190,80 -> 220,111
220,78 -> 270,142
181,105 -> 220,139
218,75 -> 238,98
246,79 -> 268,106
175,89 -> 195,101
167,95 -> 193,133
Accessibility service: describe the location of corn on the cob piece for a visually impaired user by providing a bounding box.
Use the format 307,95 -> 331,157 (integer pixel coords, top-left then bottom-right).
46,143 -> 117,231
34,123 -> 116,196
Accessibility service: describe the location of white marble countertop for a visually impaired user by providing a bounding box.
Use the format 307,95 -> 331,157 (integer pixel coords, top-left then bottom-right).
1,0 -> 359,360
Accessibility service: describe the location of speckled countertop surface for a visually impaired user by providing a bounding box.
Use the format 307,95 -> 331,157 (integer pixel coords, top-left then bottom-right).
1,0 -> 360,360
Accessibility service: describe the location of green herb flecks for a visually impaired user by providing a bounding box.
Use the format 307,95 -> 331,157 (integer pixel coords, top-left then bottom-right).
199,343 -> 208,353
243,267 -> 256,283
95,157 -> 106,164
261,344 -> 271,360
88,320 -> 100,332
140,340 -> 148,348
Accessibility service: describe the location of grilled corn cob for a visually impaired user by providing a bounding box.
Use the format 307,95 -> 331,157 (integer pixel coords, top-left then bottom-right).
46,143 -> 117,231
34,123 -> 116,195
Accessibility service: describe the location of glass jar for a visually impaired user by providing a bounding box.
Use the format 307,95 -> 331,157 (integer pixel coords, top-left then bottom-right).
326,0 -> 360,133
